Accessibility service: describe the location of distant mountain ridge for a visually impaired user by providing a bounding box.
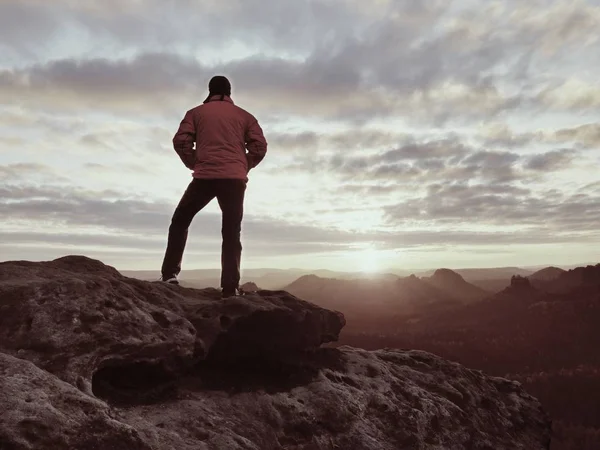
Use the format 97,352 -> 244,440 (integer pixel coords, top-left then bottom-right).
419,267 -> 535,279
284,264 -> 600,330
538,264 -> 600,294
351,263 -> 600,352
528,266 -> 566,282
120,263 -> 597,294
284,269 -> 490,326
120,268 -> 408,290
425,268 -> 489,302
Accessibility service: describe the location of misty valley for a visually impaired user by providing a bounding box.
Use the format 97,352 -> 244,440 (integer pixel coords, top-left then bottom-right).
284,265 -> 600,450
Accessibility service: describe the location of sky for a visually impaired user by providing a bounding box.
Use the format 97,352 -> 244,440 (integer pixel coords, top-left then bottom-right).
1,0 -> 599,273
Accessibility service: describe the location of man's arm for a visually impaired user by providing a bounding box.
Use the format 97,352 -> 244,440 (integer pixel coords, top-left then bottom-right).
172,110 -> 196,169
245,117 -> 267,171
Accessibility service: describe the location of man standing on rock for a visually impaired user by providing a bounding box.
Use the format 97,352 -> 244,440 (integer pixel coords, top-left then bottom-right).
161,76 -> 268,298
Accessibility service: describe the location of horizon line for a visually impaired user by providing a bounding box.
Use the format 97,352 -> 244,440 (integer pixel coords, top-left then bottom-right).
118,261 -> 598,274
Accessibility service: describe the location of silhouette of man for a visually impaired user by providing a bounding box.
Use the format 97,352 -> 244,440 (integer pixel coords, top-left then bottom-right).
161,75 -> 267,298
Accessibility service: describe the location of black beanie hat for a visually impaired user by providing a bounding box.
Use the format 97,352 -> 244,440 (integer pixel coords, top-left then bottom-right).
204,75 -> 231,102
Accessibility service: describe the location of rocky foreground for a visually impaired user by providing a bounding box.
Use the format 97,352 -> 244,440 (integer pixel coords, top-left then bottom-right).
0,256 -> 551,449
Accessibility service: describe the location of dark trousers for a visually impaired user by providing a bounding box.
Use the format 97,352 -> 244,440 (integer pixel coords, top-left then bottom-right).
161,178 -> 246,290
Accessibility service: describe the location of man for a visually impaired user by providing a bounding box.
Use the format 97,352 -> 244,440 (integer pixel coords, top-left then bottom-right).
161,75 -> 267,298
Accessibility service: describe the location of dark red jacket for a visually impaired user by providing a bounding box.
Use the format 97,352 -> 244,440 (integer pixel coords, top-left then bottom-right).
173,95 -> 267,180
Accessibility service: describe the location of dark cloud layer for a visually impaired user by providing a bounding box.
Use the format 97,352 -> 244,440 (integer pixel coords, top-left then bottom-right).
2,1 -> 599,122
0,0 -> 381,57
384,183 -> 600,234
525,149 -> 576,171
291,138 -> 577,187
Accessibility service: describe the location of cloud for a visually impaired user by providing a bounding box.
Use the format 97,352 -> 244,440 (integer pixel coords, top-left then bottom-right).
478,124 -> 535,149
525,149 -> 577,171
268,132 -> 320,153
0,183 -> 380,249
267,128 -> 409,154
0,53 -> 209,114
0,163 -> 68,182
295,139 -> 524,185
538,78 -> 600,110
281,134 -> 588,211
0,184 -> 171,232
552,123 -> 600,148
384,182 -> 600,234
0,230 -> 352,258
0,0 -> 444,58
478,122 -> 600,155
7,0 -> 598,122
0,1 -> 62,57
5,177 -> 597,261
0,230 -> 162,251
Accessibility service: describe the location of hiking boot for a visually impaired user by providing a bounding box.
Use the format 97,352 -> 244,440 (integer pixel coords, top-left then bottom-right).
161,275 -> 179,285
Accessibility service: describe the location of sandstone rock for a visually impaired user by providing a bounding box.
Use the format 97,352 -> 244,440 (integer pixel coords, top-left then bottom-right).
0,256 -> 345,389
186,289 -> 346,361
510,275 -> 532,289
113,347 -> 550,450
0,352 -> 151,450
0,347 -> 551,450
0,256 -> 197,393
0,256 -> 551,450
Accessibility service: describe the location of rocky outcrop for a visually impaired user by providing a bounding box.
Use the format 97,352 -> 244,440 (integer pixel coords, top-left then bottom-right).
509,275 -> 533,290
0,256 -> 343,392
0,256 -> 196,393
188,289 -> 345,363
0,352 -> 152,450
0,256 -> 551,450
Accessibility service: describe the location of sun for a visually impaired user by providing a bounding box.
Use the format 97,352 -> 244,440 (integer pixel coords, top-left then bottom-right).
356,246 -> 381,274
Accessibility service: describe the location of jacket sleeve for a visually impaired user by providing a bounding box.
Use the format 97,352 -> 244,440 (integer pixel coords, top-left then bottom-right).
245,117 -> 267,170
172,110 -> 196,170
